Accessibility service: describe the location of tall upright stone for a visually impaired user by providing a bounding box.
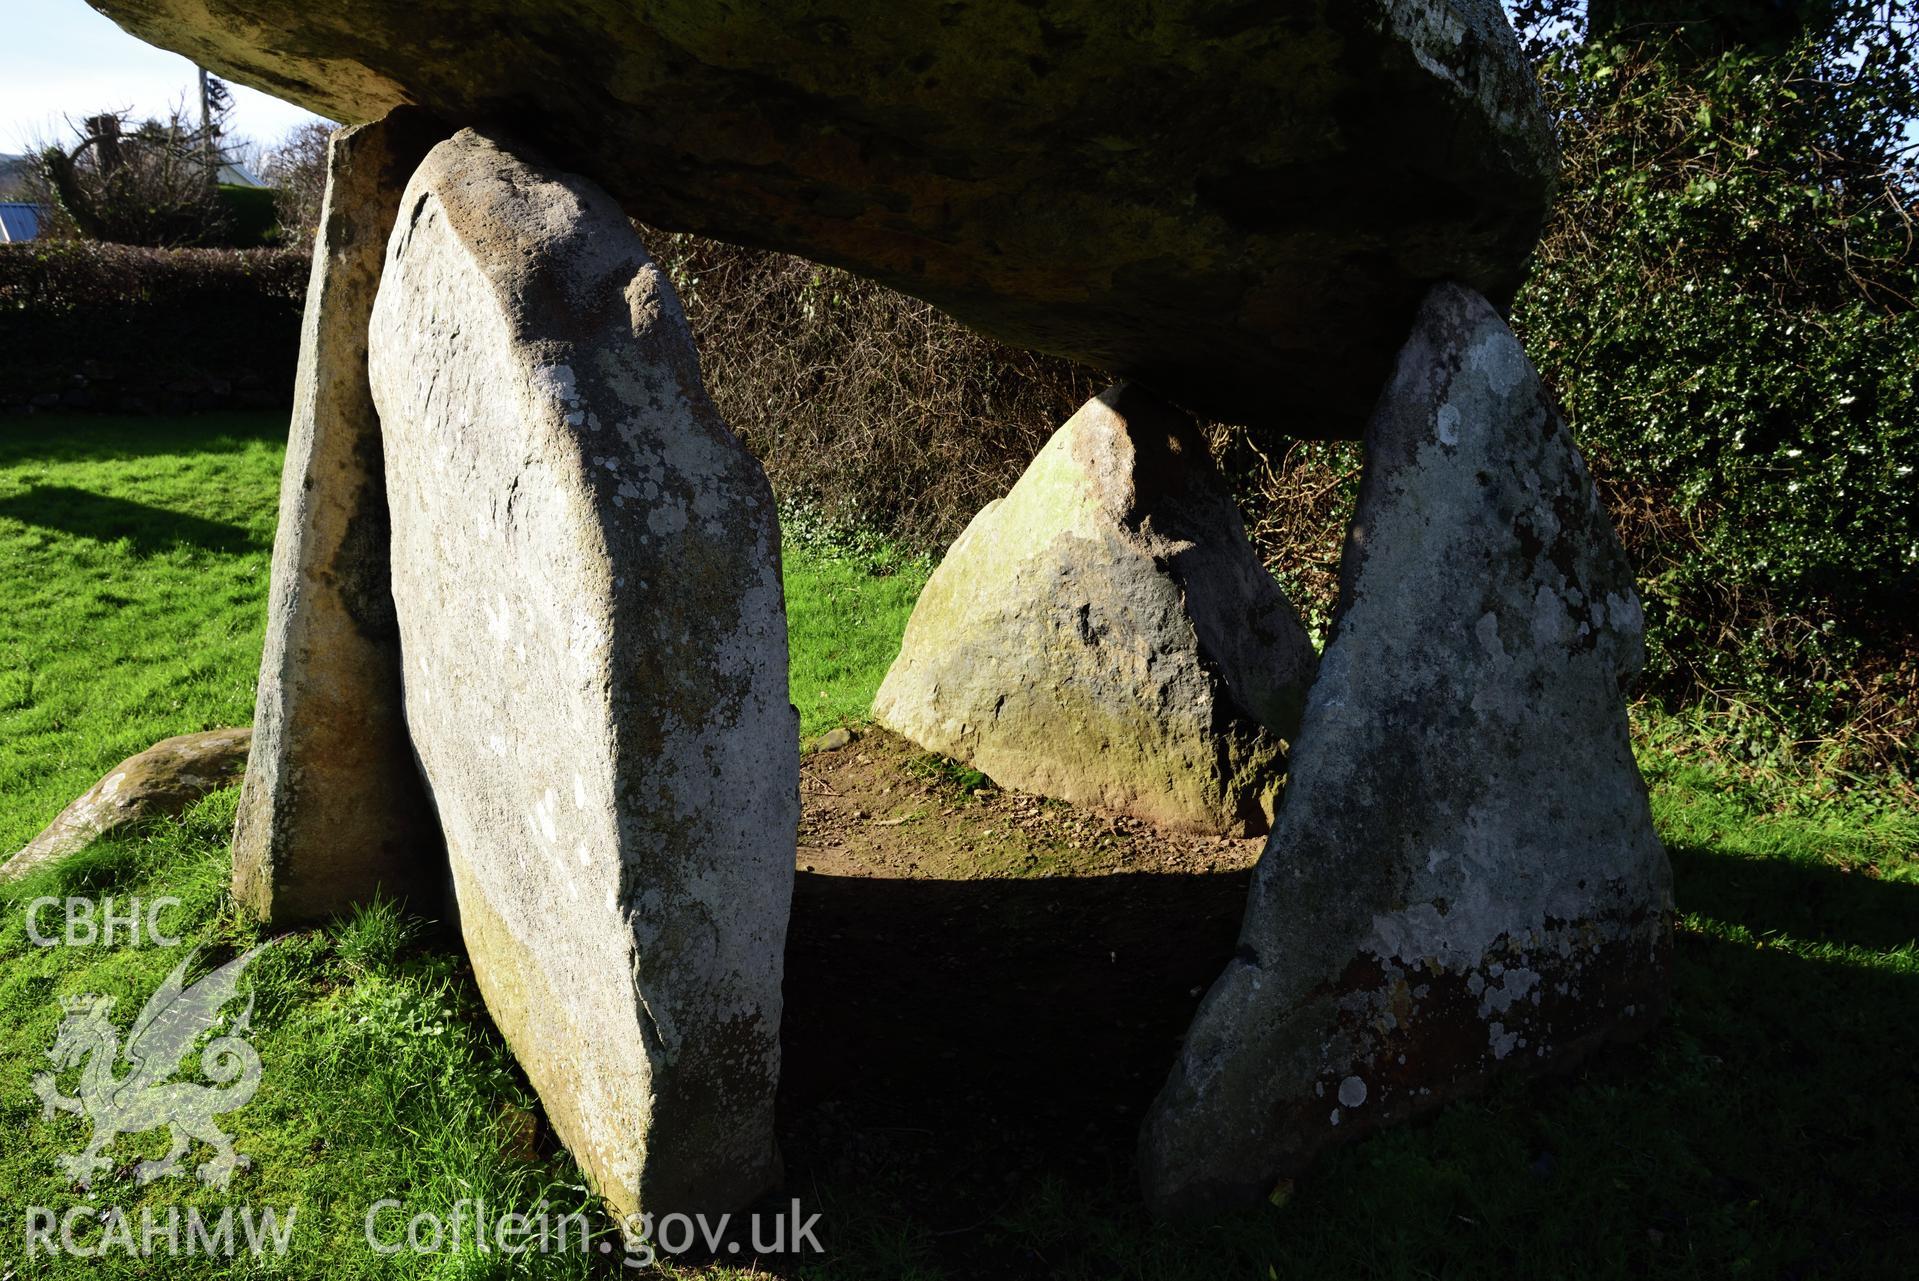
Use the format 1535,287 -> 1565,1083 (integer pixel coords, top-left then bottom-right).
232,108 -> 447,925
368,129 -> 797,1220
1140,285 -> 1674,1216
874,386 -> 1317,836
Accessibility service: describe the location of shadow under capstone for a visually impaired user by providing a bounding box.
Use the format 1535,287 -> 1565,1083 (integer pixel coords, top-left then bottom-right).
776,867 -> 1251,1222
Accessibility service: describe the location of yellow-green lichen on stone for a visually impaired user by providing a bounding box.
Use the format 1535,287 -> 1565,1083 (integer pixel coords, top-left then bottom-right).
874,385 -> 1315,836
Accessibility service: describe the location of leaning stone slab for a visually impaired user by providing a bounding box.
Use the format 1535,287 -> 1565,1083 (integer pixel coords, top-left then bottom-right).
874,385 -> 1316,836
368,129 -> 797,1221
231,108 -> 447,925
5,729 -> 251,882
1140,284 -> 1674,1216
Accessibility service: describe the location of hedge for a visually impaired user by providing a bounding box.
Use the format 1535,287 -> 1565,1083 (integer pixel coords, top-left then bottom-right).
215,184 -> 285,250
1509,3 -> 1918,770
0,240 -> 307,413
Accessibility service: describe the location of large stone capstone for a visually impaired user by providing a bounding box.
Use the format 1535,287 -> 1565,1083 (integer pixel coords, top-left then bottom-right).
874,386 -> 1317,836
232,108 -> 447,925
1139,285 -> 1674,1216
89,0 -> 1554,435
368,129 -> 798,1219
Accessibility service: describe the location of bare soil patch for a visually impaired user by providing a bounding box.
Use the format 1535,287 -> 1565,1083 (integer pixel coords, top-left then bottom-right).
777,727 -> 1263,1230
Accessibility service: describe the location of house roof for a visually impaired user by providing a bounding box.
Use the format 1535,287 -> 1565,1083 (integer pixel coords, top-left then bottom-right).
0,202 -> 46,242
218,160 -> 265,187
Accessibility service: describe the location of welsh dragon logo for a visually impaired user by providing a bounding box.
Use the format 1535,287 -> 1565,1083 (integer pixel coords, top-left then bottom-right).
32,947 -> 266,1190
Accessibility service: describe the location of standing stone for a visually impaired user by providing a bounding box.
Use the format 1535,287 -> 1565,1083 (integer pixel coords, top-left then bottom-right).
1140,285 -> 1674,1216
232,108 -> 447,925
874,386 -> 1316,836
368,129 -> 797,1220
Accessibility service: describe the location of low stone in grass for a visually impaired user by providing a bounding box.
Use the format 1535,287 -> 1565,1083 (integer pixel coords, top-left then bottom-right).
1139,284 -> 1674,1216
369,129 -> 796,1221
5,729 -> 252,882
231,107 -> 448,925
873,385 -> 1316,836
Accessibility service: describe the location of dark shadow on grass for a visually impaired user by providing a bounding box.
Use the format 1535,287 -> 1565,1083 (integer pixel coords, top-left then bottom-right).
0,484 -> 259,555
778,867 -> 1253,1230
1649,930 -> 1919,1274
769,844 -> 1919,1274
121,827 -> 1907,1278
1670,841 -> 1919,952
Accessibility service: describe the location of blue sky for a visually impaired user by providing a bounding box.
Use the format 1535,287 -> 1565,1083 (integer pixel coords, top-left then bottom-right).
0,0 -> 326,156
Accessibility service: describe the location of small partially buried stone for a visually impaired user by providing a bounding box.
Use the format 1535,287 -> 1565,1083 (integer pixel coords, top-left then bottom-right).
813,726 -> 856,753
874,385 -> 1316,836
5,729 -> 251,882
1140,284 -> 1674,1216
369,130 -> 796,1220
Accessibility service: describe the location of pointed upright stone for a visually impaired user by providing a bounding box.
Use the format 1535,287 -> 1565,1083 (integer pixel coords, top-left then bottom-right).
1140,285 -> 1674,1216
232,108 -> 447,925
368,130 -> 797,1220
874,386 -> 1317,836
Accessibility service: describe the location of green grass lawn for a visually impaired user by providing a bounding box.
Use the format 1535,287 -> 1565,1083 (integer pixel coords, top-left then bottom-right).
0,417 -> 284,855
780,508 -> 930,741
0,416 -> 926,854
0,413 -> 1914,1279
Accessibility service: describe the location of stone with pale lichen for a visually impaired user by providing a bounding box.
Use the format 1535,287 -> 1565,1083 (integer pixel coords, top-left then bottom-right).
1139,284 -> 1674,1216
369,129 -> 796,1221
874,385 -> 1317,836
